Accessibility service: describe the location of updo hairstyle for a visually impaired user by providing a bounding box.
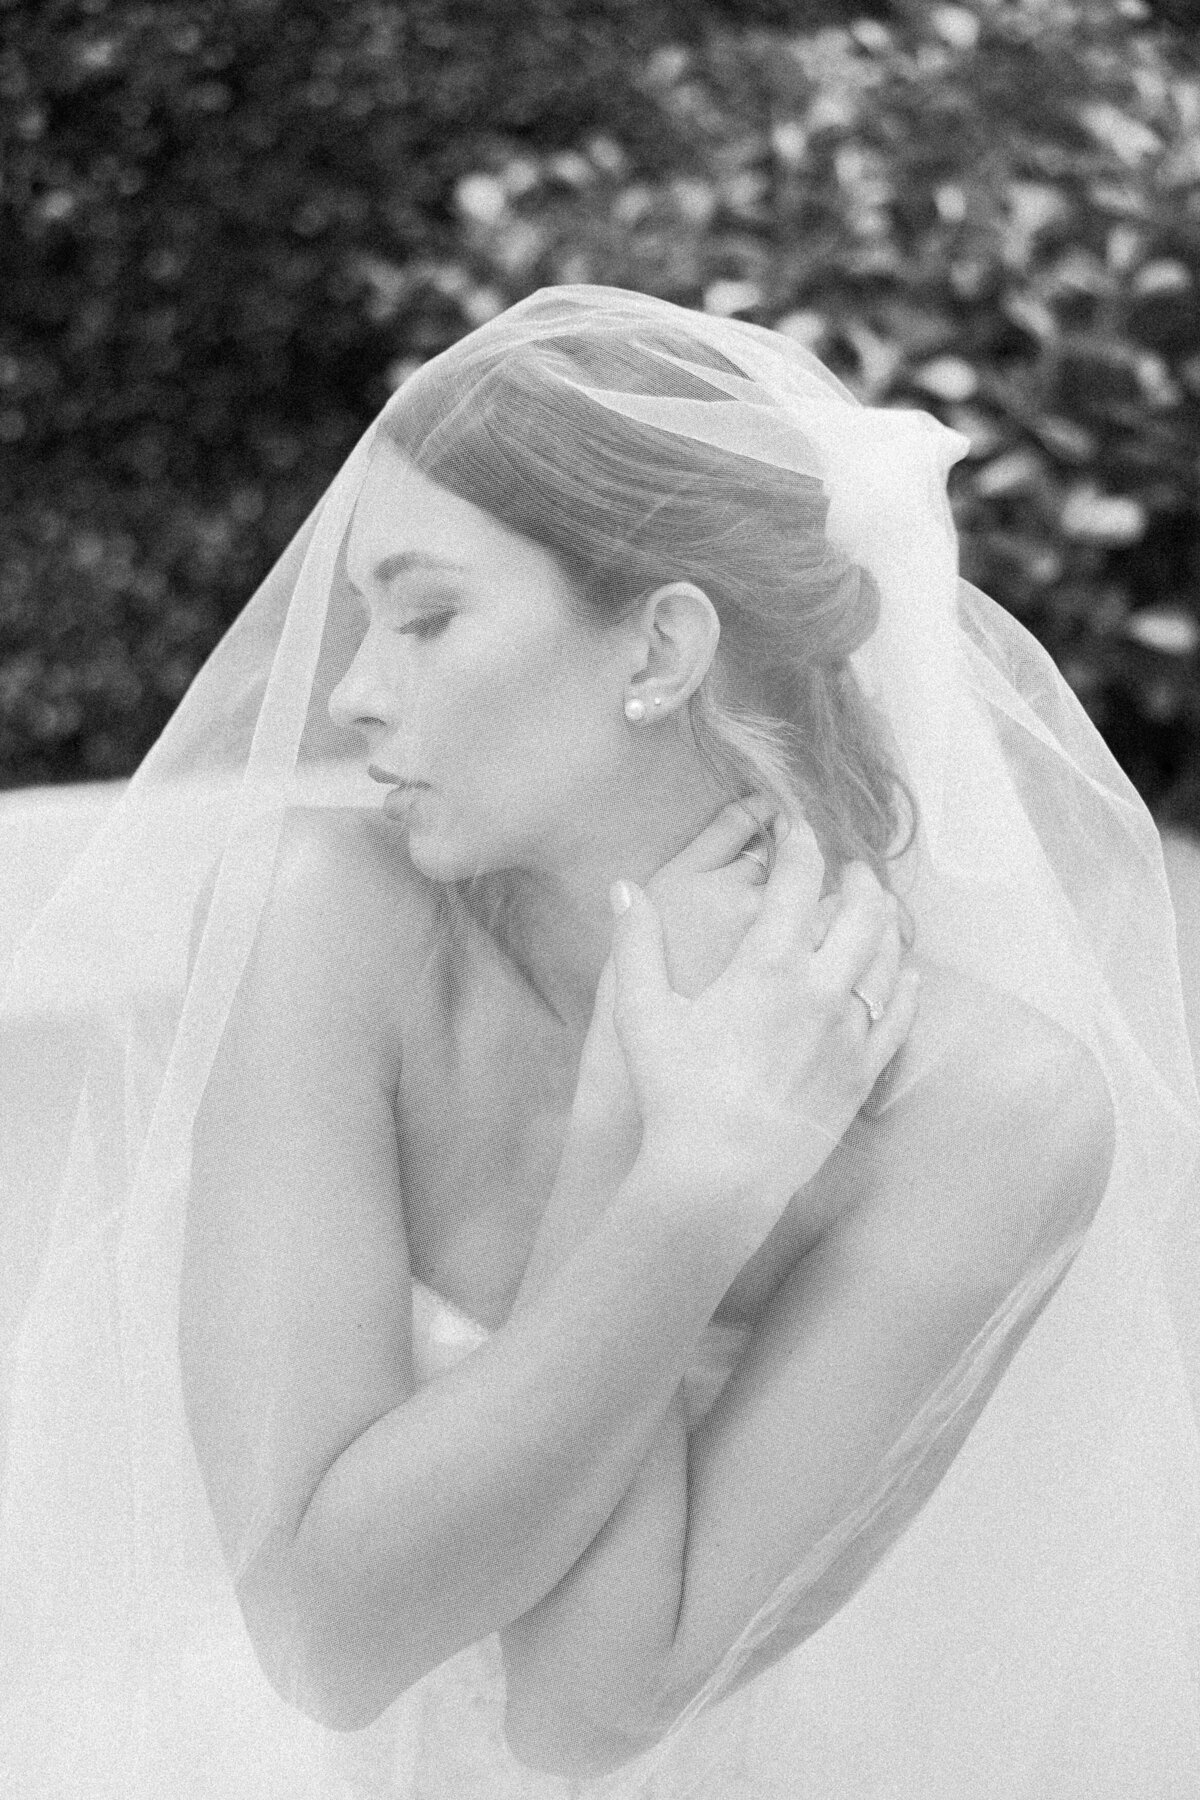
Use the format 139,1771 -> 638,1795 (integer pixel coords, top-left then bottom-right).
384,322 -> 918,915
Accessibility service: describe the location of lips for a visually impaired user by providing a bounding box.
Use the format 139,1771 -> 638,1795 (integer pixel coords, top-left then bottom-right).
368,764 -> 428,788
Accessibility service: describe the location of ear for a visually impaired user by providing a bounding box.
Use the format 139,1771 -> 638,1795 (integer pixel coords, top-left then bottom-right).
625,582 -> 721,719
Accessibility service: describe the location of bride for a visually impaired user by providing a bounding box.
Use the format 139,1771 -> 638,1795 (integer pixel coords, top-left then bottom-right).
2,287 -> 1198,1798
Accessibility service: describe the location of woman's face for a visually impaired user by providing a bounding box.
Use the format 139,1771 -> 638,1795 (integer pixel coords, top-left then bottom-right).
330,443 -> 637,884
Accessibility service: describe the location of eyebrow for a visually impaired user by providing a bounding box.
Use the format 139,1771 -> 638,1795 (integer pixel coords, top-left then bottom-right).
371,551 -> 467,584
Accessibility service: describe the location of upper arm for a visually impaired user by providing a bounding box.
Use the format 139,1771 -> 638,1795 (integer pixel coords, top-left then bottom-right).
179,810 -> 420,1623
860,990 -> 1115,1305
644,990 -> 1115,1730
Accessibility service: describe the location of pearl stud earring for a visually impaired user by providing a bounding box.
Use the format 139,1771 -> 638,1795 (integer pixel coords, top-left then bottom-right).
625,698 -> 646,721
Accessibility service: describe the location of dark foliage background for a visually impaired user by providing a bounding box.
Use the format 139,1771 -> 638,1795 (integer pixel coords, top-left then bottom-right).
2,0 -> 1199,824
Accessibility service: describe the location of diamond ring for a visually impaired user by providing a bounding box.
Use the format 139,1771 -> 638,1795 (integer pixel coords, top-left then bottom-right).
851,983 -> 885,1024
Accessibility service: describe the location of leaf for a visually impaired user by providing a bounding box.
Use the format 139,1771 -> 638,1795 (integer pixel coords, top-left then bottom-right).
702,279 -> 763,316
1060,489 -> 1147,545
913,356 -> 978,402
455,173 -> 509,226
1078,101 -> 1161,166
1132,260 -> 1191,296
930,6 -> 980,51
1125,609 -> 1199,655
974,449 -> 1045,497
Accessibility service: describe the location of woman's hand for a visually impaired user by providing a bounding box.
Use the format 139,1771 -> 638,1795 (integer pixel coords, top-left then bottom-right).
645,795 -> 782,1000
568,797 -> 791,1154
607,814 -> 919,1261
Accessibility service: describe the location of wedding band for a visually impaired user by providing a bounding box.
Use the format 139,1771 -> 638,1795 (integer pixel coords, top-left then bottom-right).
851,983 -> 885,1024
739,846 -> 770,879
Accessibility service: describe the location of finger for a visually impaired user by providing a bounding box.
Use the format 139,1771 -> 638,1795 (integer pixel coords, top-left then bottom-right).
658,794 -> 779,880
862,962 -> 921,1083
744,813 -> 826,963
593,950 -> 617,1016
807,892 -> 840,951
811,862 -> 891,993
608,881 -> 673,1050
846,905 -> 903,1030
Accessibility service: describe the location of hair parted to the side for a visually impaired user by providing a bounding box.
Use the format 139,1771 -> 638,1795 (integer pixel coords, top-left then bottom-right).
383,321 -> 918,941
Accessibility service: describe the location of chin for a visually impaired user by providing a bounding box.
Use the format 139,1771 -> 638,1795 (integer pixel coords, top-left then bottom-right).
401,832 -> 466,884
394,798 -> 560,894
398,821 -> 499,889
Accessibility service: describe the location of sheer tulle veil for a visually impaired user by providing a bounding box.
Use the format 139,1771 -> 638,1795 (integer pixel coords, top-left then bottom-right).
2,285 -> 1198,1797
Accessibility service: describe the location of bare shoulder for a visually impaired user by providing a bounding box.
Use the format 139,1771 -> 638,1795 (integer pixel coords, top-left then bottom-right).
267,803 -> 433,947
192,802 -> 434,950
894,953 -> 1111,1103
191,804 -> 438,1078
853,954 -> 1116,1295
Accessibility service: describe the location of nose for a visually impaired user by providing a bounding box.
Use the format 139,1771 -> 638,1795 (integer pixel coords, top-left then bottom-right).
328,637 -> 400,737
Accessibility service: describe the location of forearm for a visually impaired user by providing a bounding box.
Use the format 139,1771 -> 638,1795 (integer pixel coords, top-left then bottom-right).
285,1145 -> 743,1731
499,1114 -> 697,1774
502,1388 -> 691,1777
639,1043 -> 1107,1724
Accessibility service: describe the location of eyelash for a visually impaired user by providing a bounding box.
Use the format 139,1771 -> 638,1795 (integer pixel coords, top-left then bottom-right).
398,611 -> 453,640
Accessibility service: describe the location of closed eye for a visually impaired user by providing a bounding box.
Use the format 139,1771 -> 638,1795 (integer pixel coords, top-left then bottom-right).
398,612 -> 453,639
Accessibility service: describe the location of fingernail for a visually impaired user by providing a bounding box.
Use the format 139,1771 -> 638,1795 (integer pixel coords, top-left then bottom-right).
610,880 -> 634,917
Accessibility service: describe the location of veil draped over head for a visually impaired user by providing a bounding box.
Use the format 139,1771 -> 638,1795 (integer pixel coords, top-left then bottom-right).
2,286 -> 1198,1798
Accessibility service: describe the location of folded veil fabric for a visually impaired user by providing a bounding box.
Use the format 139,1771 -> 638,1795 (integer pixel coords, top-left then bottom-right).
2,285 -> 1198,1798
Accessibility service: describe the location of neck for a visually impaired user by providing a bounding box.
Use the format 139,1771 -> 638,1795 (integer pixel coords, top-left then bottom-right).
461,774 -> 737,1042
449,668 -> 786,1039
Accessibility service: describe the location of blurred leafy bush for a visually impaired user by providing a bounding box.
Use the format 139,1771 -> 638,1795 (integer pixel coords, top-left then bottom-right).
2,0 -> 1198,819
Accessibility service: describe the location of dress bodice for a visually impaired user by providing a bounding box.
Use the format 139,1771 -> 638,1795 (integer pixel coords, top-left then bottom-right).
410,1278 -> 752,1432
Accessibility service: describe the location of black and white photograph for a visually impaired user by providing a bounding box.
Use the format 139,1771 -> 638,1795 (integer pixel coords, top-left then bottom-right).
2,2 -> 1199,1794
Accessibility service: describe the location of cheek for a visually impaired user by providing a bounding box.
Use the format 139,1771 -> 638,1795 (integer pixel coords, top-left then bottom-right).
536,629 -> 618,749
448,629 -> 588,753
410,622 -> 619,829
